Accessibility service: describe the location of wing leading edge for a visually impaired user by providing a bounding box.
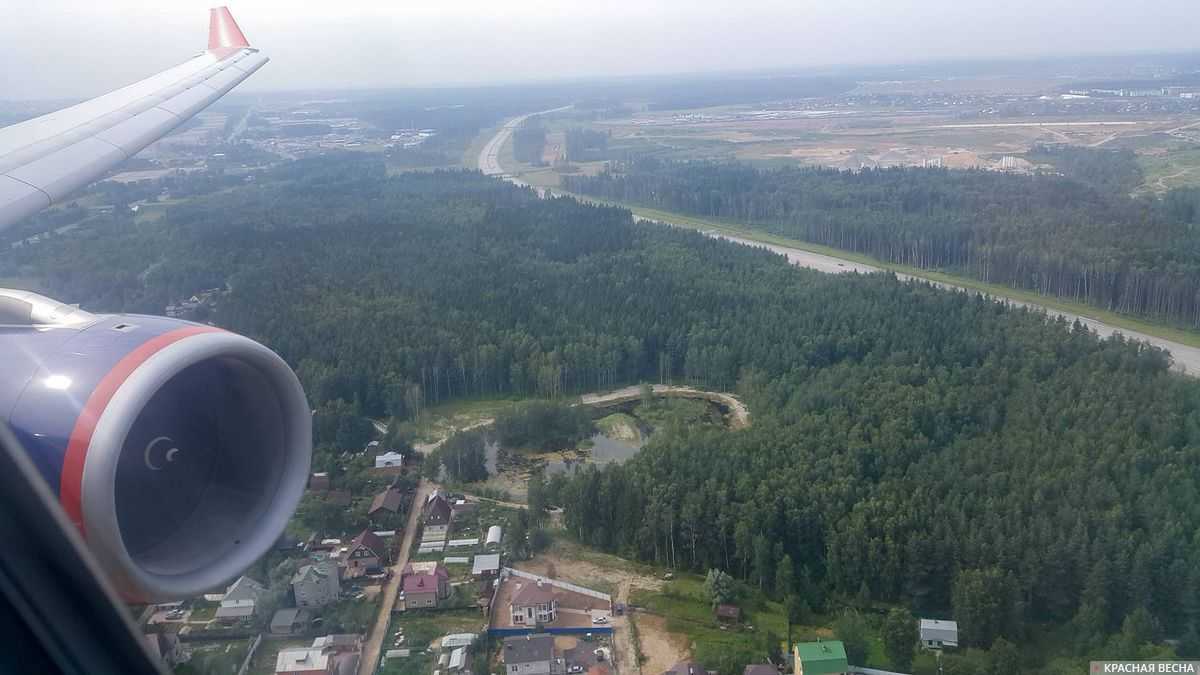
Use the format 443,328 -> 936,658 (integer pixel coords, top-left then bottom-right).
0,6 -> 268,231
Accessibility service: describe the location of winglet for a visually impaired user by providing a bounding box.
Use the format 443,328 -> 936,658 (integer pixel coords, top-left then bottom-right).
208,6 -> 251,51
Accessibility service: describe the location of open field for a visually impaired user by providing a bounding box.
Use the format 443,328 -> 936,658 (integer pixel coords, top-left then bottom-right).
582,106 -> 1200,175
1138,145 -> 1200,192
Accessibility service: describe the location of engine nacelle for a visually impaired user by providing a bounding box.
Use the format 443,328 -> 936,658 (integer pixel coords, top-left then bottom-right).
0,290 -> 311,601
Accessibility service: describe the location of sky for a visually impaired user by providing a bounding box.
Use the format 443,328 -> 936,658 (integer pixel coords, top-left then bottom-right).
2,0 -> 1199,100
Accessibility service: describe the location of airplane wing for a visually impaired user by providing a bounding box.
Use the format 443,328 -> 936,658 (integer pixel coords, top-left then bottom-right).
0,6 -> 268,232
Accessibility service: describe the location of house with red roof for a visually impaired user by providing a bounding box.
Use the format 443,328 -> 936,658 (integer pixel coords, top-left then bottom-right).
400,562 -> 450,609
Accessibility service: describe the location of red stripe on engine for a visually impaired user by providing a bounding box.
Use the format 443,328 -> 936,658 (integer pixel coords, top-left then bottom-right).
59,325 -> 222,535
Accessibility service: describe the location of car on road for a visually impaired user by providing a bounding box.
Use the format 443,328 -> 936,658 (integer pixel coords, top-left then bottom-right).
592,615 -> 608,624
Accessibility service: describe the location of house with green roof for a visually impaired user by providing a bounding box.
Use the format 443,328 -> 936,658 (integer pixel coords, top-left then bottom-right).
793,640 -> 848,675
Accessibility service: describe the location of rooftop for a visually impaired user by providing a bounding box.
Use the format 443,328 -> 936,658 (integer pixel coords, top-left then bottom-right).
794,641 -> 848,675
350,529 -> 386,557
472,553 -> 501,575
512,580 -> 557,606
370,487 -> 405,514
920,618 -> 959,633
664,661 -> 713,675
222,575 -> 265,603
503,634 -> 555,664
276,647 -> 330,673
292,562 -> 334,586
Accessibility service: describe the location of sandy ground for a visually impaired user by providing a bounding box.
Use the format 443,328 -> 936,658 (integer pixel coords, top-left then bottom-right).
581,385 -> 750,429
636,613 -> 691,675
516,548 -> 680,675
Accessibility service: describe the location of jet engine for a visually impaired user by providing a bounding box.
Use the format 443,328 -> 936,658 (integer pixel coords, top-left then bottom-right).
0,290 -> 311,601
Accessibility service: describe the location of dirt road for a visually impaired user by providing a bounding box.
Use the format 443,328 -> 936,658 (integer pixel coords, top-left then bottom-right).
359,480 -> 432,675
612,580 -> 641,675
581,384 -> 750,429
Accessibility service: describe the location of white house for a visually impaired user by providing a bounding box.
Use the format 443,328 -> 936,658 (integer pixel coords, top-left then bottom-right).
215,576 -> 265,622
375,451 -> 404,468
919,619 -> 959,649
509,579 -> 558,625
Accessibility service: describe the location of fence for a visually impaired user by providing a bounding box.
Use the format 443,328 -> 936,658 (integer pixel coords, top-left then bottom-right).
503,568 -> 612,602
236,634 -> 263,675
850,666 -> 910,675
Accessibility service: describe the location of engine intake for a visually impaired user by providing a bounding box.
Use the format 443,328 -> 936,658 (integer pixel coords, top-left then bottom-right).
1,291 -> 311,601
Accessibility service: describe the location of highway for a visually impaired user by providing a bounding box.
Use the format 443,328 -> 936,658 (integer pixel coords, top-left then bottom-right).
476,116 -> 1200,377
476,105 -> 572,180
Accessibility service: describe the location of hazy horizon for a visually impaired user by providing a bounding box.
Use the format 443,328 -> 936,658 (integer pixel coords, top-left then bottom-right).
3,0 -> 1199,100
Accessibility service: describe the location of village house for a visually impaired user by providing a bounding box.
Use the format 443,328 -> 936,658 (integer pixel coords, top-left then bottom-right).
919,619 -> 959,649
793,641 -> 848,675
401,561 -> 451,609
425,492 -> 453,526
214,575 -> 265,623
368,486 -> 405,517
271,608 -> 313,636
275,635 -> 362,675
292,560 -> 340,608
510,579 -> 558,625
715,603 -> 740,624
503,634 -> 556,675
374,451 -> 404,469
343,530 -> 388,577
472,553 -> 501,579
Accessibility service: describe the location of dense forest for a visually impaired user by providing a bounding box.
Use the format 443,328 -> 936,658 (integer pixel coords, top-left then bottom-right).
564,159 -> 1200,327
564,128 -> 610,162
5,159 -> 1200,670
513,122 -> 548,165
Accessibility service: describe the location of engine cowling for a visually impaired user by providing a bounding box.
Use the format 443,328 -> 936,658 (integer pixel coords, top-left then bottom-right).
0,290 -> 311,601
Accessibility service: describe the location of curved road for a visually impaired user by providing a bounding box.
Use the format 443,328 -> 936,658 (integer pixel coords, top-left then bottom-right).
477,116 -> 1200,377
477,106 -> 571,181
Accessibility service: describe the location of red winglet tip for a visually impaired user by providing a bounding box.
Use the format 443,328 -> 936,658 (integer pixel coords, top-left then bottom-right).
208,6 -> 251,51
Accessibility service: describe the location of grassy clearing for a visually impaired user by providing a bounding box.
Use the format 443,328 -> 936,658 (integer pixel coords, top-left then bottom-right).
398,396 -> 522,444
246,638 -> 310,675
544,534 -> 661,579
1138,146 -> 1200,193
631,574 -> 797,671
541,189 -> 1200,351
187,601 -> 218,622
380,608 -> 490,675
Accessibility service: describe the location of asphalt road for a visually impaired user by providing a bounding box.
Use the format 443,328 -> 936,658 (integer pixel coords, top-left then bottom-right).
477,116 -> 1200,377
477,105 -> 571,179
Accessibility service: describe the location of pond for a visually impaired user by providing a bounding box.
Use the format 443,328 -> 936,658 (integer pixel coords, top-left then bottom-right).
545,432 -> 642,476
